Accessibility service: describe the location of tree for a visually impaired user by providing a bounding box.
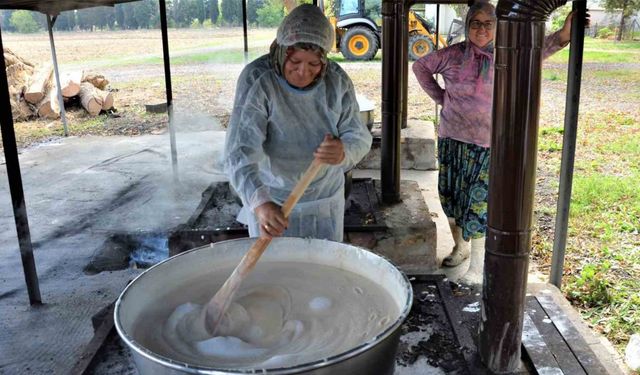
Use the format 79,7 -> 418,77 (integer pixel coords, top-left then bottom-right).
450,4 -> 468,21
603,0 -> 640,41
132,0 -> 159,28
247,0 -> 265,25
220,0 -> 242,25
1,10 -> 16,32
550,4 -> 572,32
209,0 -> 220,24
115,3 -> 127,29
257,0 -> 285,27
10,10 -> 40,33
54,10 -> 77,31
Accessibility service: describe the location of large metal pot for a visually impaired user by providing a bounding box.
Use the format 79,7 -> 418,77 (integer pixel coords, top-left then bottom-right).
115,237 -> 412,375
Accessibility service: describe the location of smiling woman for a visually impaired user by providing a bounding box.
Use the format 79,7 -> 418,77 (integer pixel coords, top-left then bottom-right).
412,1 -> 581,285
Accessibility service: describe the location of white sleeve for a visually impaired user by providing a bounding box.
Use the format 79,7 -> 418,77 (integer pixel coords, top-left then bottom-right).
224,67 -> 272,212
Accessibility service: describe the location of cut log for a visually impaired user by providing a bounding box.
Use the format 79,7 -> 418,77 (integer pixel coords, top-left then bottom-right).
11,98 -> 34,121
36,96 -> 58,119
25,64 -> 53,104
82,73 -> 109,90
3,47 -> 34,68
50,83 -> 60,114
99,89 -> 114,110
61,71 -> 82,97
79,82 -> 103,116
6,62 -> 32,92
33,81 -> 59,119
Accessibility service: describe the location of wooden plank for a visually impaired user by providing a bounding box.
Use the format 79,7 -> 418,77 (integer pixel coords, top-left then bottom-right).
536,295 -> 609,375
69,302 -> 115,375
526,297 -> 587,375
522,313 -> 564,374
435,276 -> 478,374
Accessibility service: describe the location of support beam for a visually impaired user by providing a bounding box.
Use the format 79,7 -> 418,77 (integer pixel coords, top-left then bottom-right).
0,26 -> 42,305
479,0 -> 567,372
46,14 -> 68,136
159,0 -> 178,180
242,0 -> 249,64
380,0 -> 406,204
550,0 -> 586,289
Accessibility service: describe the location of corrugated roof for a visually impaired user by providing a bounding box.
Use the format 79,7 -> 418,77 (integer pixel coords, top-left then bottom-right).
0,0 -> 140,15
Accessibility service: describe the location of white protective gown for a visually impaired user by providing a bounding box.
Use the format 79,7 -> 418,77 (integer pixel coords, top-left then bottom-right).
225,55 -> 372,241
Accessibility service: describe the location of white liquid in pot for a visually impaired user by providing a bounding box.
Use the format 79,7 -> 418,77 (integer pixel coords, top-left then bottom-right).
133,261 -> 399,369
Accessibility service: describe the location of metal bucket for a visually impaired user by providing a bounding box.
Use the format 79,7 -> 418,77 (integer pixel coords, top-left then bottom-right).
115,237 -> 412,375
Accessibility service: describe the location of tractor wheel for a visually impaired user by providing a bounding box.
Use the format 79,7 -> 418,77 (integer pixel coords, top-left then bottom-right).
340,26 -> 378,61
409,34 -> 435,61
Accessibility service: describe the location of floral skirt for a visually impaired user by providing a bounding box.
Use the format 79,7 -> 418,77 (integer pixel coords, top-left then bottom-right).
438,137 -> 490,241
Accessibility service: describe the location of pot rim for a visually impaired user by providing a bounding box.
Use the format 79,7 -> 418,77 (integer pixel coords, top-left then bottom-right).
115,237 -> 413,375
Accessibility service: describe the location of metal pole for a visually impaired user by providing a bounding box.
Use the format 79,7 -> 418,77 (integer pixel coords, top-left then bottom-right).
380,0 -> 404,204
434,4 -> 440,125
0,26 -> 42,305
46,15 -> 68,137
479,0 -> 558,370
435,4 -> 440,49
159,0 -> 178,180
550,0 -> 586,288
242,0 -> 249,64
401,3 -> 409,130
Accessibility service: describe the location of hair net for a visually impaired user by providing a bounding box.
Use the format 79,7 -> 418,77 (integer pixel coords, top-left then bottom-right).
276,4 -> 334,52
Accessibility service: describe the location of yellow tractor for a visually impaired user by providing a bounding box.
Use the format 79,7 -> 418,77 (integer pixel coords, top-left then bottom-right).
324,0 -> 447,61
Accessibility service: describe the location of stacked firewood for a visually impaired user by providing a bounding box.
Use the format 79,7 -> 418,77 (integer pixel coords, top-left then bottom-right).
4,48 -> 114,122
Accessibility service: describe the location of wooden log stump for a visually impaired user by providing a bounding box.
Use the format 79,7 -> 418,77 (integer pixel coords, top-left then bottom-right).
3,47 -> 34,68
11,98 -> 34,121
25,64 -> 53,104
61,71 -> 82,97
82,73 -> 109,90
36,86 -> 60,119
79,82 -> 103,116
99,89 -> 114,110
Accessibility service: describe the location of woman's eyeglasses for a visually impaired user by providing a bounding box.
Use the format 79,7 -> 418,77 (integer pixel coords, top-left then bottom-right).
469,20 -> 495,30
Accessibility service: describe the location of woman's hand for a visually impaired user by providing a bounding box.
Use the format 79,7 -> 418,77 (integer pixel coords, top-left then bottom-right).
559,10 -> 591,44
255,202 -> 288,238
314,134 -> 345,165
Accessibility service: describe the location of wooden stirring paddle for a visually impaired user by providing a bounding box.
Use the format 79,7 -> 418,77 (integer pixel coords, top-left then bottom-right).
201,158 -> 325,336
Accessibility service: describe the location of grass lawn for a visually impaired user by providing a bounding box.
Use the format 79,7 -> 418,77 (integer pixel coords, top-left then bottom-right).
537,38 -> 640,353
546,38 -> 640,64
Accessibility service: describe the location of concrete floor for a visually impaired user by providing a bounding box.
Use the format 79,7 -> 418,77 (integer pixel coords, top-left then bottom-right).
0,129 -> 625,374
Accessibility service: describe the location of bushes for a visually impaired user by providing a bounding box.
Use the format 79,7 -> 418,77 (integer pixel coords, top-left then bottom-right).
10,10 -> 40,33
256,0 -> 285,27
597,27 -> 615,39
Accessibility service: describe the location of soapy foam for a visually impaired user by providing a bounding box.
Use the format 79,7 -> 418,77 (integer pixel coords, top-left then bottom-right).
133,261 -> 399,370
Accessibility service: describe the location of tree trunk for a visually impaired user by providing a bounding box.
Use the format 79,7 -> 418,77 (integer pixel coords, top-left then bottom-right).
3,47 -> 34,68
24,64 -> 53,104
36,95 -> 59,119
6,62 -> 32,96
61,71 -> 83,97
82,73 -> 109,90
617,0 -> 628,41
99,89 -> 114,110
79,82 -> 104,116
11,98 -> 34,121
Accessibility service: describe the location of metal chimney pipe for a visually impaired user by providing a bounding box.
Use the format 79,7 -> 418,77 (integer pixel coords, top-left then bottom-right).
479,0 -> 567,372
381,0 -> 406,204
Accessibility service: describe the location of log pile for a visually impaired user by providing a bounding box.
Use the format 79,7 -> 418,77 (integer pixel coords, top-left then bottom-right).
4,48 -> 115,122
